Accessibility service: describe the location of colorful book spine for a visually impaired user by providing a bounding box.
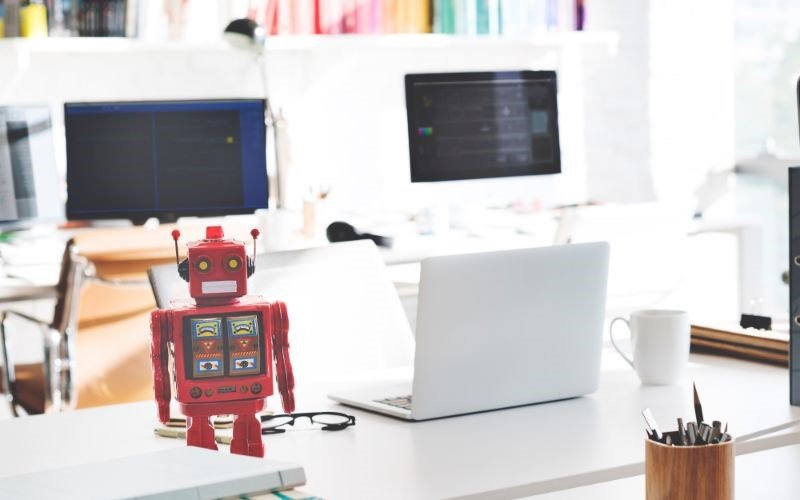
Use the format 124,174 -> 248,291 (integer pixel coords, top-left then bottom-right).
292,0 -> 317,34
276,0 -> 294,35
434,0 -> 456,34
3,0 -> 21,37
528,0 -> 550,34
453,0 -> 471,35
476,0 -> 500,35
404,0 -> 431,34
319,0 -> 344,34
556,0 -> 574,31
381,0 -> 396,33
498,0 -> 526,36
342,0 -> 357,33
353,0 -> 376,33
369,0 -> 382,33
394,0 -> 407,33
245,0 -> 579,36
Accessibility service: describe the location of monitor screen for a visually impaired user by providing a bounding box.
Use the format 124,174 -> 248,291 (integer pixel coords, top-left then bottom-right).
65,99 -> 268,223
405,71 -> 561,183
0,105 -> 62,229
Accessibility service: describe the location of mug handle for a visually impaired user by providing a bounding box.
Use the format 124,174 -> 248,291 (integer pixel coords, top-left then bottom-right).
609,317 -> 635,369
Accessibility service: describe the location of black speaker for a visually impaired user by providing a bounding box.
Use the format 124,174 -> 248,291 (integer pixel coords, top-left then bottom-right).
326,221 -> 393,248
790,166 -> 800,405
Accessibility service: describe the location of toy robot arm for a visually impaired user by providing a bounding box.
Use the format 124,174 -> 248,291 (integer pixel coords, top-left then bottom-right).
271,302 -> 295,413
150,309 -> 172,424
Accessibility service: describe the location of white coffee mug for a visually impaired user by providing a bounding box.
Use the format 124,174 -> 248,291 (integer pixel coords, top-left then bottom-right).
609,309 -> 690,385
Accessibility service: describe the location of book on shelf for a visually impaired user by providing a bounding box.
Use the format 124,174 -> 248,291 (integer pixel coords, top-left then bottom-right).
3,0 -> 21,38
691,322 -> 789,366
253,0 -> 581,37
2,0 -> 586,40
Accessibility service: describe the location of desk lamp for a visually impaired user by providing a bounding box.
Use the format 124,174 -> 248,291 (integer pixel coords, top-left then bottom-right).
224,18 -> 288,209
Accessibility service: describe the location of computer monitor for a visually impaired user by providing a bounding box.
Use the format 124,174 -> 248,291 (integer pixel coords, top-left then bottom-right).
405,70 -> 561,183
64,99 -> 268,224
0,105 -> 62,230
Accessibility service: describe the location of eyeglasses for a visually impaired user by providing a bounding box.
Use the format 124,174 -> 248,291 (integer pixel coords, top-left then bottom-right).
260,412 -> 356,434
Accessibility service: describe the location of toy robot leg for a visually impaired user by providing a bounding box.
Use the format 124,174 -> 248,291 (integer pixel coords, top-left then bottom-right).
186,415 -> 218,451
230,412 -> 264,457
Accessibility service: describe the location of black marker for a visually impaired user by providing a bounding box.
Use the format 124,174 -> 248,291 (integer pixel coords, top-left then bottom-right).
693,382 -> 705,424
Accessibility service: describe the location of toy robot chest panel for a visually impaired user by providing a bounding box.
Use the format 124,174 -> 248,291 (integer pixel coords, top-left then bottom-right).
181,312 -> 267,379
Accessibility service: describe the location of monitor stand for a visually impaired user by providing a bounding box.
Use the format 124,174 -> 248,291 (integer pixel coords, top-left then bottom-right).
448,203 -> 488,231
415,202 -> 490,235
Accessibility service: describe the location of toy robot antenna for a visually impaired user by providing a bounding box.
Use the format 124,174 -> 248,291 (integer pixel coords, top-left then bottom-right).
171,230 -> 181,267
251,229 -> 259,258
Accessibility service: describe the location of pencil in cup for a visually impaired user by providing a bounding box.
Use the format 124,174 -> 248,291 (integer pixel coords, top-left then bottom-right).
645,438 -> 734,500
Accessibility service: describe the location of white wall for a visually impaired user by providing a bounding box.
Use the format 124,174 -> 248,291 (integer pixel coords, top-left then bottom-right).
585,0 -> 736,203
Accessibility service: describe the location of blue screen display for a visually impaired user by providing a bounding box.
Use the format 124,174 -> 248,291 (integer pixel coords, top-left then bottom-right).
65,99 -> 268,222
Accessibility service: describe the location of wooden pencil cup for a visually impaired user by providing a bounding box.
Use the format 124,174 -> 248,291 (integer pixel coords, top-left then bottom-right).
645,438 -> 735,500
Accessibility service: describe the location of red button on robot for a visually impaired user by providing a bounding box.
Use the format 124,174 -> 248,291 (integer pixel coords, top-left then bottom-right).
150,226 -> 294,457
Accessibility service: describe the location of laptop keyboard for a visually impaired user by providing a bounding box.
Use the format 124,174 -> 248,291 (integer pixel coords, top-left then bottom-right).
375,395 -> 412,410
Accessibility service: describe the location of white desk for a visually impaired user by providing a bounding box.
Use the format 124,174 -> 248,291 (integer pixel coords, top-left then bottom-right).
0,349 -> 797,499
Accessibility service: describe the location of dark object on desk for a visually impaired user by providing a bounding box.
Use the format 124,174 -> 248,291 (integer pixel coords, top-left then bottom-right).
790,165 -> 800,405
690,324 -> 788,367
740,313 -> 771,330
693,382 -> 704,425
326,221 -> 393,248
261,411 -> 356,434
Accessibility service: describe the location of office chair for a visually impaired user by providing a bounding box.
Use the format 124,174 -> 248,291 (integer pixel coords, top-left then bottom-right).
0,238 -> 88,416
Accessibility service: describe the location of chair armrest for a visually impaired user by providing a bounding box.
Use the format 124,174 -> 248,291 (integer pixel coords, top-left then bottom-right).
0,310 -> 50,328
0,310 -> 50,327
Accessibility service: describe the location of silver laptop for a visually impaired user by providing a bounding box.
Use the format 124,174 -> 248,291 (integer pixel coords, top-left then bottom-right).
328,242 -> 610,420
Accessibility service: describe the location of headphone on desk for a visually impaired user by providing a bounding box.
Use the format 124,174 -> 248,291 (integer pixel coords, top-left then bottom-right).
326,221 -> 393,248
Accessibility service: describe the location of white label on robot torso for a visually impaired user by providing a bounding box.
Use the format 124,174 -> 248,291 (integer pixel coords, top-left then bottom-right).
201,280 -> 238,294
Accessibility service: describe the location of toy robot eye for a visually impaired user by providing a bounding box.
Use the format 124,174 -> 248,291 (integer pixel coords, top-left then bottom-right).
226,256 -> 242,271
195,257 -> 212,273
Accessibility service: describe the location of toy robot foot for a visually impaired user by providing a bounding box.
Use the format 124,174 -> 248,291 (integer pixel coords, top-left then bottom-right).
230,442 -> 264,458
188,440 -> 218,452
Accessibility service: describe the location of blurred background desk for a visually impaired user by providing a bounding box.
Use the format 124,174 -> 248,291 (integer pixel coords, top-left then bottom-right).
0,183 -> 783,414
70,226 -> 176,409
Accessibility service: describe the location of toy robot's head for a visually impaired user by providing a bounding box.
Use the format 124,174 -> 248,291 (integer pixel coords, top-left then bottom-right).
171,226 -> 259,302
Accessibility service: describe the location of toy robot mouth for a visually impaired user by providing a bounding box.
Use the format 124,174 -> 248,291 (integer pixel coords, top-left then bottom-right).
201,280 -> 238,294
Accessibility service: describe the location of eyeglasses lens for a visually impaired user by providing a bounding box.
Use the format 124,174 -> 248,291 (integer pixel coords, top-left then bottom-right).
312,413 -> 352,426
263,415 -> 295,429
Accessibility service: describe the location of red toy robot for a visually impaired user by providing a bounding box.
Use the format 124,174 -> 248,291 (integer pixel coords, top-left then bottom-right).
150,225 -> 294,457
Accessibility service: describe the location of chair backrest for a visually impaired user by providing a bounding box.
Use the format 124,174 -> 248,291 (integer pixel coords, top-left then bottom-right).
45,238 -> 88,412
51,239 -> 87,333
